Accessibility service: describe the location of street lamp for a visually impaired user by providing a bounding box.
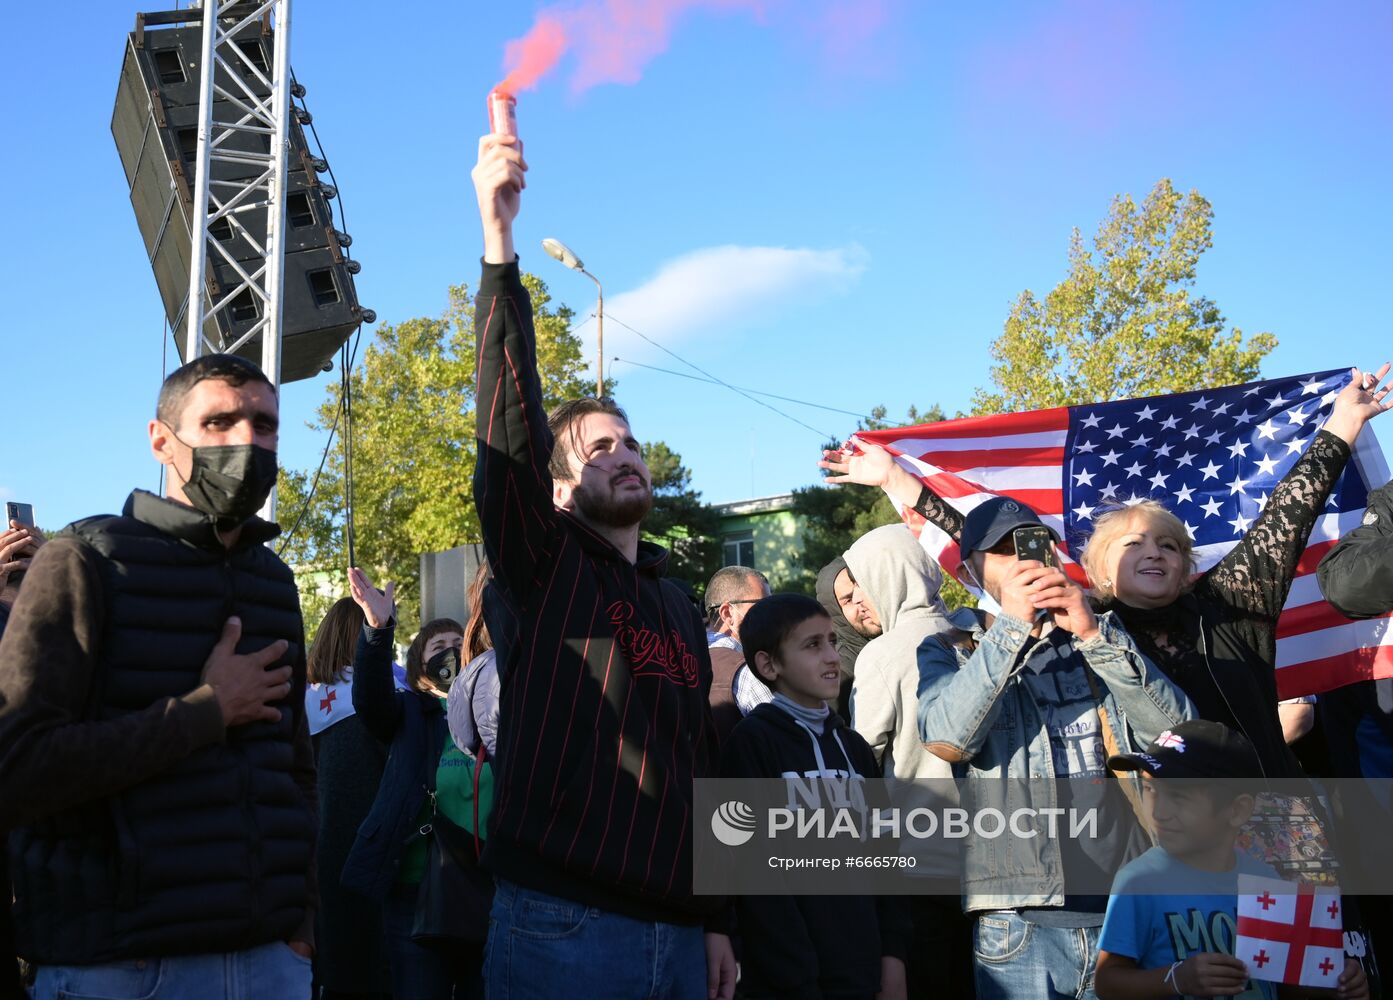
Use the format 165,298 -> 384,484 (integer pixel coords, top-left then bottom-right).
541,237 -> 605,398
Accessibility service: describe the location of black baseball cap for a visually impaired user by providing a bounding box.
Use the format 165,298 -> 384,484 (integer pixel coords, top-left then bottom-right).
959,496 -> 1059,556
1107,720 -> 1262,781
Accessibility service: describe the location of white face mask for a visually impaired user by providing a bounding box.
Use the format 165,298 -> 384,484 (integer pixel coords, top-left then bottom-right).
959,558 -> 1003,617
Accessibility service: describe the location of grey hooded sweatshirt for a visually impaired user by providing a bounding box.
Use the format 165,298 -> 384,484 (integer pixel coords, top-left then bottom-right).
843,524 -> 957,790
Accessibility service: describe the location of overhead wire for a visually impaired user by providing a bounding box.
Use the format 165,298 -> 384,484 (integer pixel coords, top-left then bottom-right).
276,393 -> 343,557
341,339 -> 357,568
609,356 -> 874,421
601,312 -> 843,440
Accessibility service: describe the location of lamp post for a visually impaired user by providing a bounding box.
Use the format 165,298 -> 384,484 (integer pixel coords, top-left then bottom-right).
541,237 -> 604,398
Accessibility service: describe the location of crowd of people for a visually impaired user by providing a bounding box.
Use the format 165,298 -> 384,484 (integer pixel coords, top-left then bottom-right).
0,133 -> 1391,1000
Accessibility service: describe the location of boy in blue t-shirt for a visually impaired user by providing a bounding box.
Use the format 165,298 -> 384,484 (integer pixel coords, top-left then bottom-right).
1095,720 -> 1367,1000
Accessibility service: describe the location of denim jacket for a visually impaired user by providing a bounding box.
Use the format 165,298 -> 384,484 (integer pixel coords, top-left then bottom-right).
917,610 -> 1194,912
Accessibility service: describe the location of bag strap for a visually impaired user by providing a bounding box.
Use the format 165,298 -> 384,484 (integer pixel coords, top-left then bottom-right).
1083,668 -> 1151,835
472,741 -> 488,860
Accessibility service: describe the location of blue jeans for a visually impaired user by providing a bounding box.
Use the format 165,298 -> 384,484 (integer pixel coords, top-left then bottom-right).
31,941 -> 311,999
483,879 -> 705,1000
972,912 -> 1099,1000
382,882 -> 484,1000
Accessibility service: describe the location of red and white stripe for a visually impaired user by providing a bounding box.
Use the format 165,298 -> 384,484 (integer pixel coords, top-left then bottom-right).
871,406 -> 1075,584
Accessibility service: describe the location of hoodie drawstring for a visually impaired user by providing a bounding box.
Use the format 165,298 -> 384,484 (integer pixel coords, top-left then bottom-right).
831,727 -> 861,780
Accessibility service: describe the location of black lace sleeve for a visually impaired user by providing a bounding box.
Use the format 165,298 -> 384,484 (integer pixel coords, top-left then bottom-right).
911,483 -> 965,543
1202,429 -> 1351,623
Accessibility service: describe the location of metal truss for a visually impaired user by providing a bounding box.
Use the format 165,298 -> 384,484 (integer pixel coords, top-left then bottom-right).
184,0 -> 292,386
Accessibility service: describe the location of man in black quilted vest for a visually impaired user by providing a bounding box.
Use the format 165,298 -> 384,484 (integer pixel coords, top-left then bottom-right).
0,354 -> 318,999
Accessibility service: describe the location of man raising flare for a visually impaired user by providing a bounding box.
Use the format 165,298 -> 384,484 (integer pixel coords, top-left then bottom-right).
470,133 -> 734,1000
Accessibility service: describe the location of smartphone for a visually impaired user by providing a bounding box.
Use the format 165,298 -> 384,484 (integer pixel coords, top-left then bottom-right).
1013,525 -> 1056,567
5,502 -> 34,529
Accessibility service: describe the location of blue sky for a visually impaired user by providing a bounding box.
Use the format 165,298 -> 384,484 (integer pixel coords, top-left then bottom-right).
2,0 -> 1390,532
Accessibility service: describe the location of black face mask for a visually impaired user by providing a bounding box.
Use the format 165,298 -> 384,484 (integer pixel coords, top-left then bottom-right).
426,647 -> 461,691
175,440 -> 279,529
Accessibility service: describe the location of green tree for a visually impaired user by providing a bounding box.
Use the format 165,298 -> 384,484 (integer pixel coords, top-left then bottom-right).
973,178 -> 1277,415
781,481 -> 885,596
641,441 -> 723,591
277,274 -> 594,639
787,182 -> 1273,613
859,403 -> 946,432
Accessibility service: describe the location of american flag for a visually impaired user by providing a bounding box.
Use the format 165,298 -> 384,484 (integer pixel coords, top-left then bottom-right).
853,369 -> 1393,698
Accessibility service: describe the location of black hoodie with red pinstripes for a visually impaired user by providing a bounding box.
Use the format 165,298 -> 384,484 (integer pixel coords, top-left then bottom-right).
473,258 -> 722,925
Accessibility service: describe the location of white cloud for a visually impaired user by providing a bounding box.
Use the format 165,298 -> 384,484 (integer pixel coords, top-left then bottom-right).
587,244 -> 867,348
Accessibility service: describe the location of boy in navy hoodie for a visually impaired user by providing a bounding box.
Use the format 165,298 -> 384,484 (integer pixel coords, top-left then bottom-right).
721,594 -> 909,1000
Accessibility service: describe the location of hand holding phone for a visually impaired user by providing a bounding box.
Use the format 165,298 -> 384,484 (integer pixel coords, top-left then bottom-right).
2,503 -> 43,589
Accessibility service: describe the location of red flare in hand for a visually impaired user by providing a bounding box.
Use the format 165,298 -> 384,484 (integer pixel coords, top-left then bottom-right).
488,88 -> 518,136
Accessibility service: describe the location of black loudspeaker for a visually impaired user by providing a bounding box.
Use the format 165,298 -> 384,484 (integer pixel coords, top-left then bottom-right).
111,9 -> 365,383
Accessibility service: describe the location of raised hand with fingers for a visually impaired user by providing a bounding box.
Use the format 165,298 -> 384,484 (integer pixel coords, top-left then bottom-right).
819,438 -> 894,487
348,566 -> 396,629
819,438 -> 926,509
200,616 -> 293,728
1325,362 -> 1393,446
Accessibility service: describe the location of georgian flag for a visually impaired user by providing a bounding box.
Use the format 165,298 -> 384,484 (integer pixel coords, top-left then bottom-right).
854,369 -> 1393,698
306,662 -> 410,736
1235,874 -> 1345,988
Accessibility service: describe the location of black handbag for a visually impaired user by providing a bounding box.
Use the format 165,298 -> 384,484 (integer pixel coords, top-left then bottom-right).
411,740 -> 495,949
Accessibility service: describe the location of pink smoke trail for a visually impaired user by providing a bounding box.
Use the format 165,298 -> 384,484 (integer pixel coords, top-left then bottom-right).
498,0 -> 769,95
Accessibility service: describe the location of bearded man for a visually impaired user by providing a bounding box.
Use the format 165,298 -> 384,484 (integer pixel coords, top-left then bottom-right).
470,132 -> 734,1000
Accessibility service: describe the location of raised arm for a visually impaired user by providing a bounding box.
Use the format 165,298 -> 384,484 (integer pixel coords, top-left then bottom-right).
347,567 -> 403,742
470,134 -> 560,603
820,438 -> 965,542
1206,367 -> 1389,621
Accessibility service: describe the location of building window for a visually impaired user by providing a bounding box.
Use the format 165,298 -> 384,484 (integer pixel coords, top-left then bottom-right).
722,532 -> 754,568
